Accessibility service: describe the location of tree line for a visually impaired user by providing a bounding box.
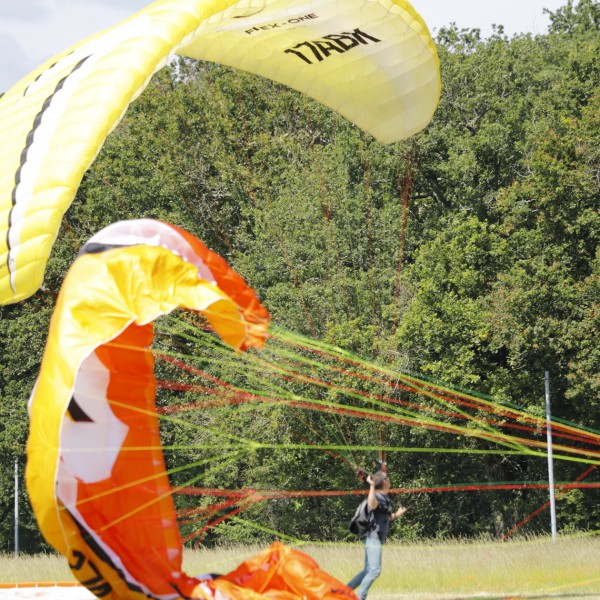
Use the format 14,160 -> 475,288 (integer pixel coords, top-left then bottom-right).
0,0 -> 598,552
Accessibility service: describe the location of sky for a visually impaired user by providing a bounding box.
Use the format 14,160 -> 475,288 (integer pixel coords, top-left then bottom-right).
0,0 -> 570,93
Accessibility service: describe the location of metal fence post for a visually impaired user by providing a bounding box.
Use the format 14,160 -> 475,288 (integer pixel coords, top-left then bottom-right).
545,371 -> 557,540
14,458 -> 19,556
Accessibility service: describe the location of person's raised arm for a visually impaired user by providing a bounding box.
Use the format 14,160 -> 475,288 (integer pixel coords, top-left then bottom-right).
366,475 -> 379,510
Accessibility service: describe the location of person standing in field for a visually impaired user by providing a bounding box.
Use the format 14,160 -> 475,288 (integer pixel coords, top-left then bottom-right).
347,471 -> 407,599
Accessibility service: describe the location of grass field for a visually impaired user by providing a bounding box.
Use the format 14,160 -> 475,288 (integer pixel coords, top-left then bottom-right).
2,536 -> 600,598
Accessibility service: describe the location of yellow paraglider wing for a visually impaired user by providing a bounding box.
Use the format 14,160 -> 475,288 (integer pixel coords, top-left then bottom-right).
0,0 -> 440,305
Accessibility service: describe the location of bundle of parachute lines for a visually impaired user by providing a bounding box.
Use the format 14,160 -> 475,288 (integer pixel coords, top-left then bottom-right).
0,0 -> 441,598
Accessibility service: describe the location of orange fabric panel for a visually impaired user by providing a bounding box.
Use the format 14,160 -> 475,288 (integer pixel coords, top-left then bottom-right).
197,542 -> 358,599
73,324 -> 195,597
168,223 -> 269,350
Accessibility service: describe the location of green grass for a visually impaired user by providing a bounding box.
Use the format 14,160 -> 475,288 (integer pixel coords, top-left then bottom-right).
2,537 -> 600,598
0,552 -> 74,584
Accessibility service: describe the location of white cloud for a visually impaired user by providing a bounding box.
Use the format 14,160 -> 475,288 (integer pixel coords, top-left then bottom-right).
0,0 -> 147,92
0,0 -> 52,21
0,33 -> 33,91
0,0 -> 573,93
419,0 -> 567,37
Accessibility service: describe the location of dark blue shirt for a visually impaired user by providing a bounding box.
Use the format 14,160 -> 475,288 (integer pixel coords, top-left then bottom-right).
366,492 -> 393,543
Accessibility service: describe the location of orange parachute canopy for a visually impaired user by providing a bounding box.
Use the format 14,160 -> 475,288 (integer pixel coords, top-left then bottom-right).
26,219 -> 354,599
195,542 -> 357,599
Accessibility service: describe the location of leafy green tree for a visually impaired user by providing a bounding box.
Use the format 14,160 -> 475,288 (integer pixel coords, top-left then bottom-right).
1,0 -> 598,550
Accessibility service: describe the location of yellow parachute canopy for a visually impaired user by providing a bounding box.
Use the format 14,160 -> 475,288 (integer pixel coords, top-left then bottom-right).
0,0 -> 440,305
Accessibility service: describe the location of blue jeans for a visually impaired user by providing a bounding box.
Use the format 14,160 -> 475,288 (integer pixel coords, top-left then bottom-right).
347,534 -> 382,599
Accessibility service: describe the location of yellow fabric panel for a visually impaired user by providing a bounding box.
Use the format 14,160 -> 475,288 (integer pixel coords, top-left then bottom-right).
0,0 -> 439,305
178,0 -> 440,143
0,0 -> 238,305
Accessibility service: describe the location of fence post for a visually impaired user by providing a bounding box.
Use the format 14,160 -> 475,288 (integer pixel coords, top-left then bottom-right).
14,458 -> 19,556
545,371 -> 557,540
